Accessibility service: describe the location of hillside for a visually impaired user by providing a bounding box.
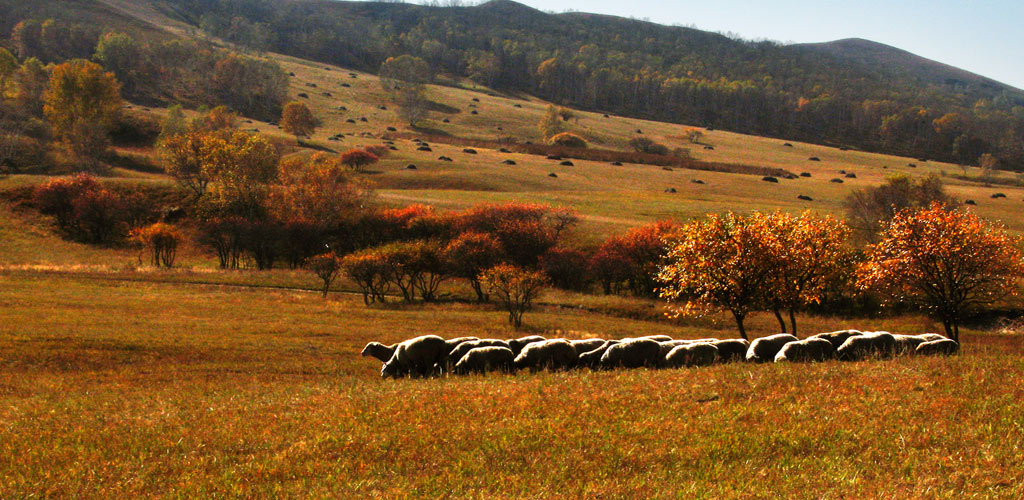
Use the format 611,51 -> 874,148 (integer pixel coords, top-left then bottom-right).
796,38 -> 1014,92
145,0 -> 1024,169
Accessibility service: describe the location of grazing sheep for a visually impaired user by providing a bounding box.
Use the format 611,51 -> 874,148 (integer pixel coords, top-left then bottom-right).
453,347 -> 516,375
514,339 -> 578,371
380,335 -> 448,378
892,334 -> 929,354
600,338 -> 662,369
658,339 -> 694,357
507,335 -> 547,356
665,343 -> 719,368
640,335 -> 674,342
710,339 -> 749,362
578,340 -> 617,368
918,333 -> 948,342
570,339 -> 608,355
361,341 -> 397,363
809,330 -> 862,350
916,339 -> 960,356
774,338 -> 835,362
745,334 -> 799,363
446,339 -> 510,370
442,337 -> 480,364
836,332 -> 897,361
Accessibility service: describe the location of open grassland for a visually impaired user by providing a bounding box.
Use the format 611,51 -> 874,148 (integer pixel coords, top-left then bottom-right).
1,272 -> 1023,499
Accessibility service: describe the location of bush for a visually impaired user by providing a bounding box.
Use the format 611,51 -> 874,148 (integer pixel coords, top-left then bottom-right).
132,222 -> 183,268
548,132 -> 587,148
445,231 -> 504,301
342,250 -> 393,305
628,136 -> 669,155
307,251 -> 343,297
480,264 -> 549,328
540,247 -> 592,291
196,216 -> 247,269
32,174 -> 134,244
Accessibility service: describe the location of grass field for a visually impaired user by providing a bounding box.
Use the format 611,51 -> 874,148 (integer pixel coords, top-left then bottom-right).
1,271 -> 1023,498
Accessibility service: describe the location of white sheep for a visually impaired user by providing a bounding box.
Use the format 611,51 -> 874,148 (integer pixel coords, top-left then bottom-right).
808,330 -> 862,350
361,341 -> 397,363
836,332 -> 897,361
507,335 -> 547,356
658,339 -> 694,357
709,339 -> 749,362
446,339 -> 511,370
514,339 -> 578,371
570,338 -> 608,355
745,334 -> 799,363
665,343 -> 719,368
380,335 -> 448,378
599,338 -> 662,369
916,338 -> 960,356
892,334 -> 930,355
578,340 -> 617,368
453,346 -> 516,375
774,338 -> 835,362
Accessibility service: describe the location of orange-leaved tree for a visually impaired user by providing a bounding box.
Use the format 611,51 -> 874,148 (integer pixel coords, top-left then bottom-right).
857,203 -> 1024,342
445,231 -> 505,302
131,222 -> 183,268
658,212 -> 777,340
480,263 -> 549,329
758,211 -> 853,335
339,148 -> 379,172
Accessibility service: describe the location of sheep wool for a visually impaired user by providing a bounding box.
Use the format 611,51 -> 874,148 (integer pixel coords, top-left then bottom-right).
709,339 -> 749,362
745,334 -> 799,363
453,346 -> 516,375
665,343 -> 719,368
514,339 -> 578,371
600,338 -> 662,369
916,339 -> 960,356
774,338 -> 835,362
380,335 -> 448,378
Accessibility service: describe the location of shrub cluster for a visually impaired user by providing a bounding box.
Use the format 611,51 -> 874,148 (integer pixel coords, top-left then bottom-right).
31,174 -> 158,245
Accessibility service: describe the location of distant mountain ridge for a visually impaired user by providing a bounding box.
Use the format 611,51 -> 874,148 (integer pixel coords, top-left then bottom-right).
796,38 -> 1014,92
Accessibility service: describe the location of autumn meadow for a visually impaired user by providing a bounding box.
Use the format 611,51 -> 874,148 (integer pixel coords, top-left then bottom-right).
3,0 -> 1024,498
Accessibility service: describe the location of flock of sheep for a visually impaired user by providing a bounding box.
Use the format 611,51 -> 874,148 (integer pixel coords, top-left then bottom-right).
361,330 -> 960,378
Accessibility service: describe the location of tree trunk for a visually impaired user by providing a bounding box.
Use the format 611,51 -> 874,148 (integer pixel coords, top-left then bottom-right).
788,308 -> 798,337
773,308 -> 787,333
732,310 -> 748,340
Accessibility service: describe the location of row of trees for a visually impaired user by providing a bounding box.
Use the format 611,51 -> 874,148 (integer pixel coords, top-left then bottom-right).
659,206 -> 1023,342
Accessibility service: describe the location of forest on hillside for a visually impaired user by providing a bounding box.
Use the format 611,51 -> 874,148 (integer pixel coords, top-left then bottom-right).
158,0 -> 1024,170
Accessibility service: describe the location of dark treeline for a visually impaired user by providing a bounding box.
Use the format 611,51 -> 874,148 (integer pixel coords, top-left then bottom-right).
163,0 -> 1024,169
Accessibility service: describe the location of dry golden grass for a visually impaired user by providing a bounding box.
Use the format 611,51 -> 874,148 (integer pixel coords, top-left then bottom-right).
1,271 -> 1022,499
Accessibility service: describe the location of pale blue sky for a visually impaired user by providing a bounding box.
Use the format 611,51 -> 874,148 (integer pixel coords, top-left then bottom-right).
469,0 -> 1024,90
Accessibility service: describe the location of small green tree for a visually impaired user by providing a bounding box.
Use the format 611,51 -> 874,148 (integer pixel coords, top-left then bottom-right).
538,104 -> 566,139
280,101 -> 316,139
480,264 -> 548,328
380,55 -> 432,126
43,59 -> 122,167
